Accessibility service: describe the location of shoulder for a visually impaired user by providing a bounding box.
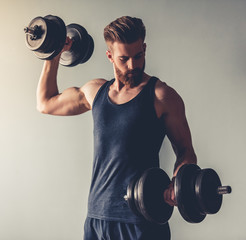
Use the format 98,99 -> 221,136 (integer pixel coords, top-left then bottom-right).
154,79 -> 185,116
82,78 -> 107,90
155,79 -> 184,104
81,78 -> 107,109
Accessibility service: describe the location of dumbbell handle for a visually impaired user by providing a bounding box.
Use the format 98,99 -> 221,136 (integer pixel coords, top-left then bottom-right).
24,25 -> 42,40
124,186 -> 232,202
217,186 -> 232,195
24,26 -> 35,34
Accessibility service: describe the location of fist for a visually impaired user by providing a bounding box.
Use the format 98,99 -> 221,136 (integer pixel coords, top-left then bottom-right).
164,179 -> 177,206
62,36 -> 73,52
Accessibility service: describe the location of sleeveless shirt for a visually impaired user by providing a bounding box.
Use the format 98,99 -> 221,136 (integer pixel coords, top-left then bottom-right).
87,77 -> 166,223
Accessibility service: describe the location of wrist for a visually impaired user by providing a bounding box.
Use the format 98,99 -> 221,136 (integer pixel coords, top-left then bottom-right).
44,57 -> 60,70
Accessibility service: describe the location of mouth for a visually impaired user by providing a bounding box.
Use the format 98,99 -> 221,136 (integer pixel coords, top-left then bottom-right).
127,73 -> 135,77
127,70 -> 140,76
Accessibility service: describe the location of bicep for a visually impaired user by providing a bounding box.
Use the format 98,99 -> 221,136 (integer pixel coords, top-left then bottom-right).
164,98 -> 197,173
43,78 -> 106,116
43,87 -> 90,116
165,113 -> 192,154
163,93 -> 193,154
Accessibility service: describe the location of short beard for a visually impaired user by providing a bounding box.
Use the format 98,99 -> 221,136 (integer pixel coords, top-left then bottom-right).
115,61 -> 145,87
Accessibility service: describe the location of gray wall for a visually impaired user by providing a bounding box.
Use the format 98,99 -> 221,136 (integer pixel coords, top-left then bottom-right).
1,0 -> 245,239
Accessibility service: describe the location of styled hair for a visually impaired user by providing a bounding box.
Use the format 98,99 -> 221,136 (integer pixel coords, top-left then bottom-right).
104,16 -> 146,44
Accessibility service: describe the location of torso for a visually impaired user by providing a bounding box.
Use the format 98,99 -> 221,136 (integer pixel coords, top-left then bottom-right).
83,74 -> 168,119
88,75 -> 167,223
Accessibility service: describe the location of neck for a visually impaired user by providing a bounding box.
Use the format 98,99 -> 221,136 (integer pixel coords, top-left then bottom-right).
113,72 -> 150,91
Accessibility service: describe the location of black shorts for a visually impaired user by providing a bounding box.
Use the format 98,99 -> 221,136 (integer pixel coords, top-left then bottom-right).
84,217 -> 171,240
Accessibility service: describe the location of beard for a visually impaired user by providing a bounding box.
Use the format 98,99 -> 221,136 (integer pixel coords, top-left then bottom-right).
115,61 -> 145,87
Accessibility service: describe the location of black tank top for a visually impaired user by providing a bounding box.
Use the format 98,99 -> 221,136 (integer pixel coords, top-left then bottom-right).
87,77 -> 166,223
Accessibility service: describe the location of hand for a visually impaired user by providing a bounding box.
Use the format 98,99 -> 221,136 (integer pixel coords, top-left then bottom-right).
52,37 -> 73,61
62,36 -> 73,52
164,178 -> 177,206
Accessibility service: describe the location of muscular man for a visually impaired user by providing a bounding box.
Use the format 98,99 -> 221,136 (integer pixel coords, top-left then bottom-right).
37,16 -> 197,240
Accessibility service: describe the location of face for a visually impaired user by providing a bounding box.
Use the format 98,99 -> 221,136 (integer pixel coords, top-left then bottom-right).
106,39 -> 146,87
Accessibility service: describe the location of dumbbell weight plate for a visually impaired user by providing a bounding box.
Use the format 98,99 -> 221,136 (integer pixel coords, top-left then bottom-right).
195,168 -> 222,215
136,168 -> 174,225
60,24 -> 92,67
34,15 -> 66,60
134,177 -> 144,215
25,16 -> 48,52
126,176 -> 142,217
175,164 -> 206,223
80,34 -> 94,64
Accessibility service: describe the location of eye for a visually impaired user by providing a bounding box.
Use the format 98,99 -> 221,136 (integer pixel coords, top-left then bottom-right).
119,57 -> 128,62
134,53 -> 143,60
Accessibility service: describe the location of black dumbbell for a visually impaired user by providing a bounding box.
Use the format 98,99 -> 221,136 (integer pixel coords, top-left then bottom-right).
175,164 -> 231,223
124,164 -> 231,224
124,168 -> 174,224
24,15 -> 94,67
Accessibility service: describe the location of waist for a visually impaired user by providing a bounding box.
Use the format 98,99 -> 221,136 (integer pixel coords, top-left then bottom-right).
87,155 -> 160,223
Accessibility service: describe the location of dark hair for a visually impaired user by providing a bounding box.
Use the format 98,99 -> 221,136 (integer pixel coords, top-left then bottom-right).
104,16 -> 146,44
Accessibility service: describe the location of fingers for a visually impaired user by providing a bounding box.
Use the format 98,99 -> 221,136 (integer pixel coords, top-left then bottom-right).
164,183 -> 177,206
52,37 -> 73,61
62,36 -> 73,52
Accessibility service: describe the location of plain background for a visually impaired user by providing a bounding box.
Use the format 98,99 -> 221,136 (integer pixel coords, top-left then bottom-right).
0,0 -> 245,239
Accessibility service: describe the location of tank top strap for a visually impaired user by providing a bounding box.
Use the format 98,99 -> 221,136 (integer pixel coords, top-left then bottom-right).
92,79 -> 114,109
145,76 -> 159,98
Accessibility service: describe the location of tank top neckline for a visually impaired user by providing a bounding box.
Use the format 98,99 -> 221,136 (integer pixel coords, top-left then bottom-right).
106,77 -> 156,107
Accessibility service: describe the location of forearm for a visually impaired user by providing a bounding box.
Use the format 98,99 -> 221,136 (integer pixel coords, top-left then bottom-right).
164,149 -> 197,207
36,57 -> 60,112
173,147 -> 197,177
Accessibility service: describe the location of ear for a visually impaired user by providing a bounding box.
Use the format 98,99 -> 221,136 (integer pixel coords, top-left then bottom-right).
106,50 -> 114,63
143,43 -> 147,54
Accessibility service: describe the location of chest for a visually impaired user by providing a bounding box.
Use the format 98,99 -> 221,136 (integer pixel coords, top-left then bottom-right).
108,87 -> 164,119
108,87 -> 142,105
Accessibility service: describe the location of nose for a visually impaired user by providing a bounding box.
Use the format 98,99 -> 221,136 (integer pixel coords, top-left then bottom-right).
127,58 -> 136,71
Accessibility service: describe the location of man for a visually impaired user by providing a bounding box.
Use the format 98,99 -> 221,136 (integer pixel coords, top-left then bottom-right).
37,16 -> 197,240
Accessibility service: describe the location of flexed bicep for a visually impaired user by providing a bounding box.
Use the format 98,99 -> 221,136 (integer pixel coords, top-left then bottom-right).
39,87 -> 91,116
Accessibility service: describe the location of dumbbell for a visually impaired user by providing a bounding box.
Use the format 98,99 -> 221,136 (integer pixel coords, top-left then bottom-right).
24,15 -> 94,67
124,164 -> 231,224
